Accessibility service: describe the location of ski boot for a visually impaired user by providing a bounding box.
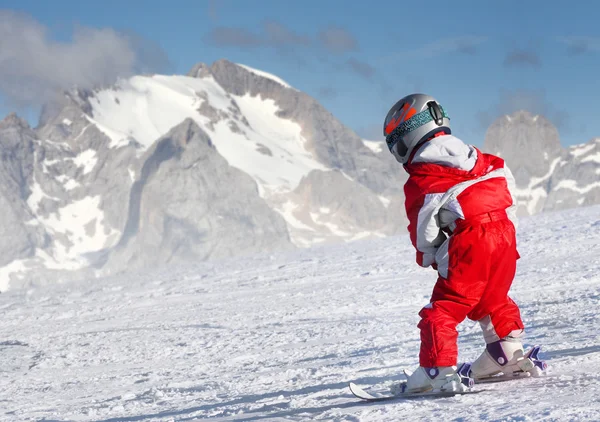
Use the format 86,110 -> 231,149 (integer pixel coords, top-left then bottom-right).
471,339 -> 547,382
390,363 -> 474,395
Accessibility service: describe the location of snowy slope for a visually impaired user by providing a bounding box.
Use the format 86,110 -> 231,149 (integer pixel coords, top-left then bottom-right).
1,204 -> 599,421
88,73 -> 324,195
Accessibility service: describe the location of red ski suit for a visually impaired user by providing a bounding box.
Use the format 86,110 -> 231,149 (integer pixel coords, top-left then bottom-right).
403,134 -> 524,367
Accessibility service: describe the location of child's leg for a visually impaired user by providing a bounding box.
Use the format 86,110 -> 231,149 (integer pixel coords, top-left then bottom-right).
417,218 -> 524,368
464,220 -> 526,377
418,225 -> 493,367
467,219 -> 524,340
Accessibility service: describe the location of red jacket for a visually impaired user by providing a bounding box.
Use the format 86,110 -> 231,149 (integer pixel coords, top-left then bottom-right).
403,135 -> 518,268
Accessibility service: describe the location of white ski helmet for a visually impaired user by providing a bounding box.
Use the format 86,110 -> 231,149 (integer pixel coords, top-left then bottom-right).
383,93 -> 451,164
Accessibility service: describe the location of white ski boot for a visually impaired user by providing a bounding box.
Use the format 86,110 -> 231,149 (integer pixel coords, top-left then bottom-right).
471,338 -> 541,380
391,363 -> 473,395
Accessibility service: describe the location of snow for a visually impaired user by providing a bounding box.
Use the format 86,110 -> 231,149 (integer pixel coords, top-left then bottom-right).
2,205 -> 599,420
62,118 -> 72,126
235,63 -> 293,89
363,139 -> 384,154
23,193 -> 121,272
87,74 -> 324,197
513,157 -> 562,215
221,93 -> 327,194
41,158 -> 61,173
274,201 -> 316,247
41,196 -> 119,263
0,259 -> 27,291
341,171 -> 354,182
570,142 -> 596,158
26,180 -> 45,214
88,75 -> 227,149
72,149 -> 98,175
553,179 -> 600,194
63,179 -> 80,191
581,151 -> 600,164
378,195 -> 391,208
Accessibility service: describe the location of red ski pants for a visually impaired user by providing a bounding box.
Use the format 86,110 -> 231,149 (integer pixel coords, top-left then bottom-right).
418,213 -> 524,367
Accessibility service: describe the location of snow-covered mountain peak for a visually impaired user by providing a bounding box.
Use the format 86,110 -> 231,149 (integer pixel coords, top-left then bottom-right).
235,62 -> 294,89
0,61 -> 597,290
83,72 -> 323,197
484,110 -> 600,215
0,60 -> 403,290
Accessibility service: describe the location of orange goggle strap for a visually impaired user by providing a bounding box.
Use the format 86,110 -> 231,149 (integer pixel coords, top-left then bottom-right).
385,106 -> 450,152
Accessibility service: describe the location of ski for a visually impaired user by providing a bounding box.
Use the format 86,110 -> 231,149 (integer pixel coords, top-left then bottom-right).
349,362 -> 480,401
349,347 -> 547,402
349,382 -> 483,402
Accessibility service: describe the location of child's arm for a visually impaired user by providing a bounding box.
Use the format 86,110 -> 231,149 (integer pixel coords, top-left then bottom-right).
405,182 -> 448,268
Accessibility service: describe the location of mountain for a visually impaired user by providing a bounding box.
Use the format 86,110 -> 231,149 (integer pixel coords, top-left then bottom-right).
0,59 -> 405,290
483,111 -> 600,215
2,61 -> 598,290
2,203 -> 599,420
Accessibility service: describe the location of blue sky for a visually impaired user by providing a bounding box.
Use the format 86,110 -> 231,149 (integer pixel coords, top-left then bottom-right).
1,0 -> 599,146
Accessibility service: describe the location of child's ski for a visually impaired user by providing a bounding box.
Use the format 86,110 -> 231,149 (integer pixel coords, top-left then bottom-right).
349,382 -> 484,402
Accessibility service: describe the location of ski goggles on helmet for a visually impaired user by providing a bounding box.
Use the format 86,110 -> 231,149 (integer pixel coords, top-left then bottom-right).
385,102 -> 450,153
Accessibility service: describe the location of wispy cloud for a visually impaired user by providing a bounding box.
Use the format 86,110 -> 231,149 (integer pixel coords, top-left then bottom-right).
557,36 -> 600,55
384,36 -> 488,62
503,49 -> 542,68
317,26 -> 359,54
206,22 -> 353,53
0,10 -> 170,107
264,20 -> 311,48
317,86 -> 338,99
206,27 -> 263,48
204,23 -> 389,89
346,58 -> 375,79
206,22 -> 311,50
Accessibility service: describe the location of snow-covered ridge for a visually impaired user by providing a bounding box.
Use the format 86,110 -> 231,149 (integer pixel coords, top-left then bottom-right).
362,139 -> 384,153
235,63 -> 294,89
87,74 -> 323,196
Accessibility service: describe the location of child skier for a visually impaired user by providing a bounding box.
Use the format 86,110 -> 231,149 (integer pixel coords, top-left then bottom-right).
383,93 -> 531,393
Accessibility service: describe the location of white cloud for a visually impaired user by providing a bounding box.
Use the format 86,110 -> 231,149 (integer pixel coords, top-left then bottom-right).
384,36 -> 488,62
0,10 -> 169,107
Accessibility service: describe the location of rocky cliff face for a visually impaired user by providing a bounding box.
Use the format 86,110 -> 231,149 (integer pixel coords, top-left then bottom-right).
0,59 -> 403,290
483,111 -> 600,215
